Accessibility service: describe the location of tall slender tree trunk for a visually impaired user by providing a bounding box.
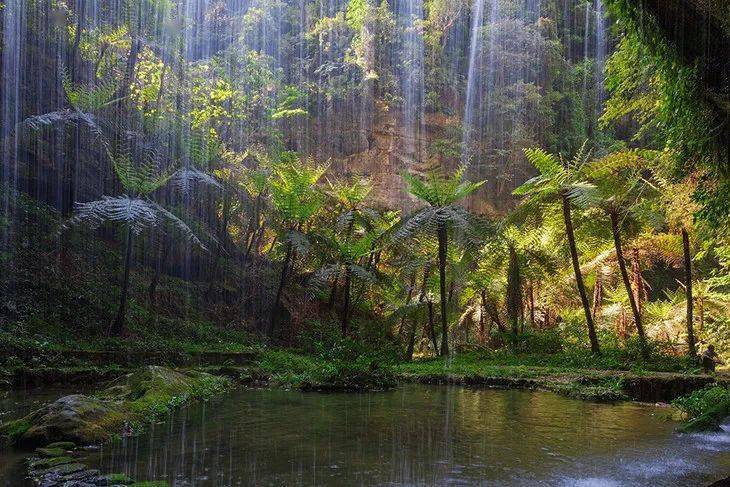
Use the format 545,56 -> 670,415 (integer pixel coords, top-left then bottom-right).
269,238 -> 293,338
406,265 -> 431,360
340,267 -> 352,336
609,208 -> 647,356
437,222 -> 449,356
528,281 -> 535,328
592,275 -> 603,321
428,300 -> 439,355
398,272 -> 417,336
110,227 -> 133,336
561,193 -> 600,354
631,248 -> 644,315
682,228 -> 696,357
480,290 -> 489,344
506,246 -> 522,337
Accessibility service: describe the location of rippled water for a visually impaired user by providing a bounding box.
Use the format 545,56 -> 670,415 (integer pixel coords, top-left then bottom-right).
2,384 -> 729,486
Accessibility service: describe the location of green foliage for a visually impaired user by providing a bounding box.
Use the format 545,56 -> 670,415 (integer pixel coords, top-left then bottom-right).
673,385 -> 730,432
112,150 -> 172,197
62,72 -> 119,112
270,157 -> 327,225
271,86 -> 308,121
256,343 -> 396,392
403,165 -> 485,208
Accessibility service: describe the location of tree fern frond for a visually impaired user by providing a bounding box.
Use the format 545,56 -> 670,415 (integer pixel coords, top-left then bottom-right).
170,168 -> 222,192
523,147 -> 562,177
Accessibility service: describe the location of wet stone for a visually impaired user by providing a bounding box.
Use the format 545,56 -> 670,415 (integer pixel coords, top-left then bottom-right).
34,462 -> 87,477
36,447 -> 68,457
28,455 -> 76,470
46,441 -> 76,450
63,469 -> 100,481
94,474 -> 135,485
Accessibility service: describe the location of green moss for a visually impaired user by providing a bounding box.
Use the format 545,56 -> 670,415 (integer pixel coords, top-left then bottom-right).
27,456 -> 75,470
2,367 -> 231,446
34,447 -> 67,457
97,473 -> 134,484
0,418 -> 31,441
45,441 -> 76,450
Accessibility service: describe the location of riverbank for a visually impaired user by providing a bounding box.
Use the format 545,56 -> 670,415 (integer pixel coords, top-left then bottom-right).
3,348 -> 725,401
393,355 -> 729,403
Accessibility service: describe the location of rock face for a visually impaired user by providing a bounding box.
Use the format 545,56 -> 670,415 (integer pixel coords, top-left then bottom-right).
306,109 -> 507,216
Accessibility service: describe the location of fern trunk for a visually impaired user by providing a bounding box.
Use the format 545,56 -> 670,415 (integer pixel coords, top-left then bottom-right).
561,193 -> 600,354
406,265 -> 431,360
269,238 -> 293,338
398,272 -> 417,336
437,221 -> 449,356
110,227 -> 133,336
506,246 -> 522,337
682,228 -> 697,357
427,300 -> 439,355
341,267 -> 352,336
609,208 -> 648,357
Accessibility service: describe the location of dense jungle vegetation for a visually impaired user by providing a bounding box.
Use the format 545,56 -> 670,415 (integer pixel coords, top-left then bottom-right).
0,0 -> 728,375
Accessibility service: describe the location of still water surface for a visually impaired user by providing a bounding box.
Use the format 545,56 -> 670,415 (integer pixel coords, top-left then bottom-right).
2,384 -> 729,486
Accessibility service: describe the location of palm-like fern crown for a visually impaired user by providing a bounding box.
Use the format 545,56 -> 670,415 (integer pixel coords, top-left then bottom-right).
170,130 -> 224,191
270,156 -> 328,224
403,165 -> 485,207
20,72 -> 118,133
584,149 -> 659,212
514,142 -> 597,208
327,177 -> 372,209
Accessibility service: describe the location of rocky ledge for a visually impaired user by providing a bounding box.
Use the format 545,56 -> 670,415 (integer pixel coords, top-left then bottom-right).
24,440 -> 167,487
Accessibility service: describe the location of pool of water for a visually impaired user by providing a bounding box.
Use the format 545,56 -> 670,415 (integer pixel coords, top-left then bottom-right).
2,384 -> 729,486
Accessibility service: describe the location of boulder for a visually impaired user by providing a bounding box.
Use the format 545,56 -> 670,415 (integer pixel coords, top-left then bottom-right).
0,366 -> 229,447
5,395 -> 123,447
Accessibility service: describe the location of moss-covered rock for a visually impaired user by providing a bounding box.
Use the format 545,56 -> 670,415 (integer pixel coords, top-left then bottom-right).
0,366 -> 230,446
1,395 -> 124,447
96,472 -> 135,485
35,446 -> 75,457
45,440 -> 76,450
27,455 -> 76,470
31,461 -> 87,476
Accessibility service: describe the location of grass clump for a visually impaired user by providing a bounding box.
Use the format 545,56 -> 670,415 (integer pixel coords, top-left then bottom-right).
256,338 -> 396,392
673,385 -> 730,432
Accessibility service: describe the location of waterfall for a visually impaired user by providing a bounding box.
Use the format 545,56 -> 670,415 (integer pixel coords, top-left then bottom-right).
399,0 -> 425,174
594,0 -> 606,104
0,0 -> 24,251
461,0 -> 486,166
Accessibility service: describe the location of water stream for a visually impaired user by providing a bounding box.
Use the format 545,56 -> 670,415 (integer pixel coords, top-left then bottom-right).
3,384 -> 727,486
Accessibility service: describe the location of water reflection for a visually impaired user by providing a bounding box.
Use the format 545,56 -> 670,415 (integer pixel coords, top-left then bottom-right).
80,385 -> 729,486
